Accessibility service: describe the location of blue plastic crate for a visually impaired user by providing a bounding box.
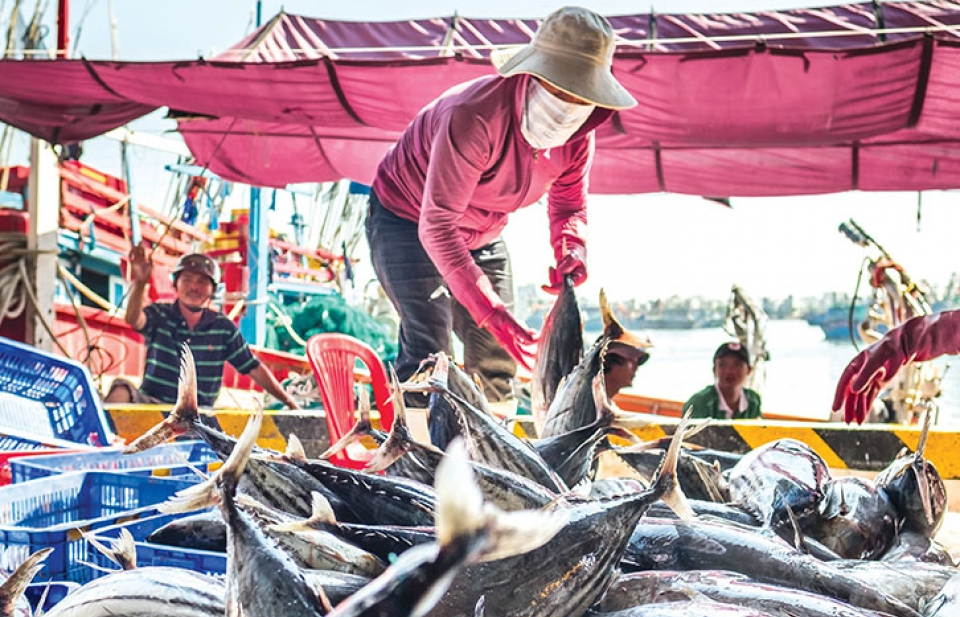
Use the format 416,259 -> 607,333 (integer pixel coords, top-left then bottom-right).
87,511 -> 226,578
0,471 -> 195,583
25,581 -> 80,612
0,337 -> 115,446
11,441 -> 221,483
0,429 -> 95,485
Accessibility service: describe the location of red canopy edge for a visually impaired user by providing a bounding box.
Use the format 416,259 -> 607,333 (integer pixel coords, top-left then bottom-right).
1,1 -> 959,196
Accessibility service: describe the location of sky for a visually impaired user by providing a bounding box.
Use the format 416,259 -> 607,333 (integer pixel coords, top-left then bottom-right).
7,0 -> 959,306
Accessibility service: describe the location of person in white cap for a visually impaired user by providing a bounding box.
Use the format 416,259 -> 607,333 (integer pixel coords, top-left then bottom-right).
365,6 -> 636,404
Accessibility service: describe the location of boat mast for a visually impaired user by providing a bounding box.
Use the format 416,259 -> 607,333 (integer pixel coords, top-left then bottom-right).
23,1 -> 63,349
239,0 -> 268,346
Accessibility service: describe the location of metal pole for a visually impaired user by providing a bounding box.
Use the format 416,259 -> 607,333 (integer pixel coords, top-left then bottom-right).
56,0 -> 68,58
240,0 -> 267,345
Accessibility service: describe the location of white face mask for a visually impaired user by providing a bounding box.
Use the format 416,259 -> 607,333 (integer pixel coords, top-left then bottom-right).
521,79 -> 596,150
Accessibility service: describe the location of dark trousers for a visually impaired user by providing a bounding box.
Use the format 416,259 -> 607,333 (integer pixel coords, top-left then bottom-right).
365,190 -> 517,402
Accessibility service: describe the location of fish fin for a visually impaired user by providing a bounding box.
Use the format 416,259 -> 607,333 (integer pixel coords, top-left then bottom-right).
652,412 -> 695,520
83,528 -> 137,570
0,547 -> 52,615
427,351 -> 450,390
916,409 -> 936,527
435,439 -> 484,549
781,498 -> 808,554
123,344 -> 198,453
477,502 -> 568,562
309,491 -> 338,524
163,407 -> 264,514
285,433 -> 307,461
366,368 -> 414,472
314,582 -> 333,613
599,289 -> 625,341
315,382 -> 375,461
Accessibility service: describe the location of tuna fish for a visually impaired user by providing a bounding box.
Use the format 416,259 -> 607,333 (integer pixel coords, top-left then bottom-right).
533,373 -> 646,490
806,476 -> 897,560
426,353 -> 567,493
530,274 -> 583,435
875,411 -> 947,537
425,415 -> 693,617
160,408 -> 329,617
43,567 -> 225,617
145,510 -> 227,553
622,517 -> 921,617
277,442 -> 438,527
596,570 -> 892,617
325,439 -> 567,617
725,438 -> 832,538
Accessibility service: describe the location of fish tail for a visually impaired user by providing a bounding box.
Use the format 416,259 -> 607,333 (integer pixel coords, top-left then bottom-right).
652,412 -> 695,520
0,547 -> 52,616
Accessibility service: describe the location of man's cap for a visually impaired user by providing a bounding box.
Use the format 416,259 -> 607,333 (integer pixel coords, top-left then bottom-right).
490,6 -> 637,110
172,253 -> 221,286
714,341 -> 750,366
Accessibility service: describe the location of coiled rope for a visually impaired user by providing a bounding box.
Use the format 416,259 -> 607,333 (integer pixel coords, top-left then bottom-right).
0,231 -> 67,356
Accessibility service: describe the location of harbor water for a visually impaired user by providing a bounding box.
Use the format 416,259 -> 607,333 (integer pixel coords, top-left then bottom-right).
602,318 -> 960,425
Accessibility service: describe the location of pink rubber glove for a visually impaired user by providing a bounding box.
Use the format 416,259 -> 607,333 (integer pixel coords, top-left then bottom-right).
542,243 -> 587,295
445,266 -> 539,370
483,307 -> 539,371
832,310 -> 960,424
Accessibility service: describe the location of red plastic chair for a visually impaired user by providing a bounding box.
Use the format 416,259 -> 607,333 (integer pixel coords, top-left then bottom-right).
306,333 -> 395,469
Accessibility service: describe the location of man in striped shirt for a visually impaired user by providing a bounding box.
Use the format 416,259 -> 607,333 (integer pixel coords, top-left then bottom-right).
105,244 -> 298,409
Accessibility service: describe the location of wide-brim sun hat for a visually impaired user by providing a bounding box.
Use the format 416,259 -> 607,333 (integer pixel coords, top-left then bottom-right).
608,332 -> 653,365
490,6 -> 637,110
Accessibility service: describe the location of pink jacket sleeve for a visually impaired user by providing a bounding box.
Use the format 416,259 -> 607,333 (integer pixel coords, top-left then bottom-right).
547,132 -> 593,263
418,106 -> 500,324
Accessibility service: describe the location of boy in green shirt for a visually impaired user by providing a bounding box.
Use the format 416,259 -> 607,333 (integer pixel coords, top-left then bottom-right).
684,342 -> 762,420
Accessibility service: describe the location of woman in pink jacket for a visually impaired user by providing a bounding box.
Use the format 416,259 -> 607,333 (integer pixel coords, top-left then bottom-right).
365,6 -> 636,403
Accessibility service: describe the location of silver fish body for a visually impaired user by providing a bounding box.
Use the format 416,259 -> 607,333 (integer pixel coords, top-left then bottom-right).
43,568 -> 225,617
805,476 -> 897,560
437,388 -> 566,493
530,275 -> 583,432
288,457 -> 437,527
829,560 -> 955,613
876,450 -> 947,538
591,601 -> 779,616
146,510 -> 227,552
622,517 -> 921,617
597,570 -> 892,617
726,438 -> 831,534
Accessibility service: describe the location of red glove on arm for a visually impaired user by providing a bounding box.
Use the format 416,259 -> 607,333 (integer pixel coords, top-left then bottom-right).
832,310 -> 960,424
542,241 -> 587,295
445,266 -> 539,370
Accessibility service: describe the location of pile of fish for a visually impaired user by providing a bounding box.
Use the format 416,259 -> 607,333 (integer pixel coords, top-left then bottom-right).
4,279 -> 960,617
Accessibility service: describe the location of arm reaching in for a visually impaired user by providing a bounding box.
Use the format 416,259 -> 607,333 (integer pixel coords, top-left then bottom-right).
124,242 -> 153,330
445,266 -> 539,371
247,364 -> 301,410
832,310 -> 960,424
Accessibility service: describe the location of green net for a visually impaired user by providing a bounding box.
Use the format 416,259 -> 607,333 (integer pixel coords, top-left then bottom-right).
265,292 -> 398,364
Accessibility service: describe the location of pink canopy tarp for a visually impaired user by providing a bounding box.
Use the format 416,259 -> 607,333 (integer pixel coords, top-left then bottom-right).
2,1 -> 960,196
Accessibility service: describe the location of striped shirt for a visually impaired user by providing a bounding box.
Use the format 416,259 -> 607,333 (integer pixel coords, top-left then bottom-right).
137,302 -> 260,406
